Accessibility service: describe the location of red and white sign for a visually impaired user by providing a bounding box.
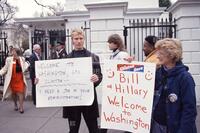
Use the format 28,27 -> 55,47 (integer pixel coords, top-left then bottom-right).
101,60 -> 156,133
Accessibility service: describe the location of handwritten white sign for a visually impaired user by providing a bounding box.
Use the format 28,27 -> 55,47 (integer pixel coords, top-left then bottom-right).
100,60 -> 156,133
35,57 -> 94,107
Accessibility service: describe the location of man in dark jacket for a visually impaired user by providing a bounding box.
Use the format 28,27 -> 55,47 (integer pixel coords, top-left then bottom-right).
51,41 -> 67,59
63,28 -> 102,133
29,44 -> 41,105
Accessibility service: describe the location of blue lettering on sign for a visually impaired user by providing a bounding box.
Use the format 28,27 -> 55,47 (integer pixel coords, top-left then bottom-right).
134,65 -> 144,72
117,64 -> 144,72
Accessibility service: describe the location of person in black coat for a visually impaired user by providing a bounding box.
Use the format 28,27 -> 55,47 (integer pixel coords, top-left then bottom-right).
62,28 -> 102,133
29,44 -> 41,105
51,41 -> 67,59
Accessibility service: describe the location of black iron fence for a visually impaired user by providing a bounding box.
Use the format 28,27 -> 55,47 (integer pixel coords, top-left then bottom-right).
31,21 -> 91,60
123,16 -> 176,61
0,31 -> 8,85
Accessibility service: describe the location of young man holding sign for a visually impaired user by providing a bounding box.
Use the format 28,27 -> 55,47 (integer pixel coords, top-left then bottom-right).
62,28 -> 102,133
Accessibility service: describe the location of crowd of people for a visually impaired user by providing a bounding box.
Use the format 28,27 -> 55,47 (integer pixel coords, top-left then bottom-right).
0,28 -> 197,133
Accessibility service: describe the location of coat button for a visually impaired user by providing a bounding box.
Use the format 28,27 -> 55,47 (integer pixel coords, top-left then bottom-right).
164,85 -> 167,90
167,115 -> 170,119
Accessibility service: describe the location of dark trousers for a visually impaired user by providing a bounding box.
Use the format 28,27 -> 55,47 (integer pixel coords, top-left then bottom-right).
100,129 -> 131,133
100,129 -> 107,133
150,119 -> 167,133
31,79 -> 36,105
68,113 -> 99,133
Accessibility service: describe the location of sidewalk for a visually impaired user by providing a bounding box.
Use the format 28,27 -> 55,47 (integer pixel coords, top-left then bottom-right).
0,100 -> 199,133
0,101 -> 67,133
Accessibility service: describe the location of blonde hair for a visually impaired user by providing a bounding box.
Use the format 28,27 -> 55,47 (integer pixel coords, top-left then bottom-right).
71,28 -> 84,38
155,38 -> 182,62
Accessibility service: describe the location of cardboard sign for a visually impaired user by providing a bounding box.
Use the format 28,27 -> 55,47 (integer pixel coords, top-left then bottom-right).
35,57 -> 94,107
101,60 -> 156,133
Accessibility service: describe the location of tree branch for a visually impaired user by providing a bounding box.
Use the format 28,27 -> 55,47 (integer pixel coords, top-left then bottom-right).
0,0 -> 16,26
33,0 -> 56,15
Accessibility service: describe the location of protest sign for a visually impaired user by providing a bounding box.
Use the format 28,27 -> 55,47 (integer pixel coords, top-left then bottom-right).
35,57 -> 94,107
101,60 -> 156,133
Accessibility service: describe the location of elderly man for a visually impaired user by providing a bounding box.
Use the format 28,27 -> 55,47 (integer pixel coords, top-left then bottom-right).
29,44 -> 41,105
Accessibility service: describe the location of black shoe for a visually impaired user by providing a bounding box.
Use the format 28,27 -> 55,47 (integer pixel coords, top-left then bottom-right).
19,108 -> 24,114
14,105 -> 18,111
19,110 -> 24,114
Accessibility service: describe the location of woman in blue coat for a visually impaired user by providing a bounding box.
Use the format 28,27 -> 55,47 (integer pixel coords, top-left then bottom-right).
151,38 -> 197,133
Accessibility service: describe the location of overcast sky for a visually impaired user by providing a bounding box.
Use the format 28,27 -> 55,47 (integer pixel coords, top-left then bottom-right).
8,0 -> 178,18
8,0 -> 65,18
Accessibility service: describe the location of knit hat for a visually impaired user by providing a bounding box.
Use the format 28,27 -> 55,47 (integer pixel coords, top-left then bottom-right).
145,35 -> 158,47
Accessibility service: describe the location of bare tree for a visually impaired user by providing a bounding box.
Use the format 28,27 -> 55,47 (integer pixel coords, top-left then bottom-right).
0,0 -> 17,26
33,0 -> 64,17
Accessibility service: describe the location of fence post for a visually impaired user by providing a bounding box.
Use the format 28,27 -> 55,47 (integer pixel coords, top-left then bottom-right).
123,26 -> 128,49
169,12 -> 173,38
0,31 -> 8,86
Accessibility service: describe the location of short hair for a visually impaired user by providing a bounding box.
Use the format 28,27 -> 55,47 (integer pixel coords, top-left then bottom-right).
155,38 -> 182,62
107,34 -> 125,51
145,35 -> 158,47
71,28 -> 84,38
33,44 -> 41,51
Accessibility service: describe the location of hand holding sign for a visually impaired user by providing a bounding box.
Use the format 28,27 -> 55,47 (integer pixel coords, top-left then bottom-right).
90,74 -> 99,83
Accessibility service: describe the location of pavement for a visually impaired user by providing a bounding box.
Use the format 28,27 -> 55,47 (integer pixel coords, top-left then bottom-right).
0,74 -> 200,133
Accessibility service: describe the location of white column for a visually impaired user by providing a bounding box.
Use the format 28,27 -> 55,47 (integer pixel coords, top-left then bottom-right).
85,1 -> 128,104
168,0 -> 200,105
85,1 -> 127,54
